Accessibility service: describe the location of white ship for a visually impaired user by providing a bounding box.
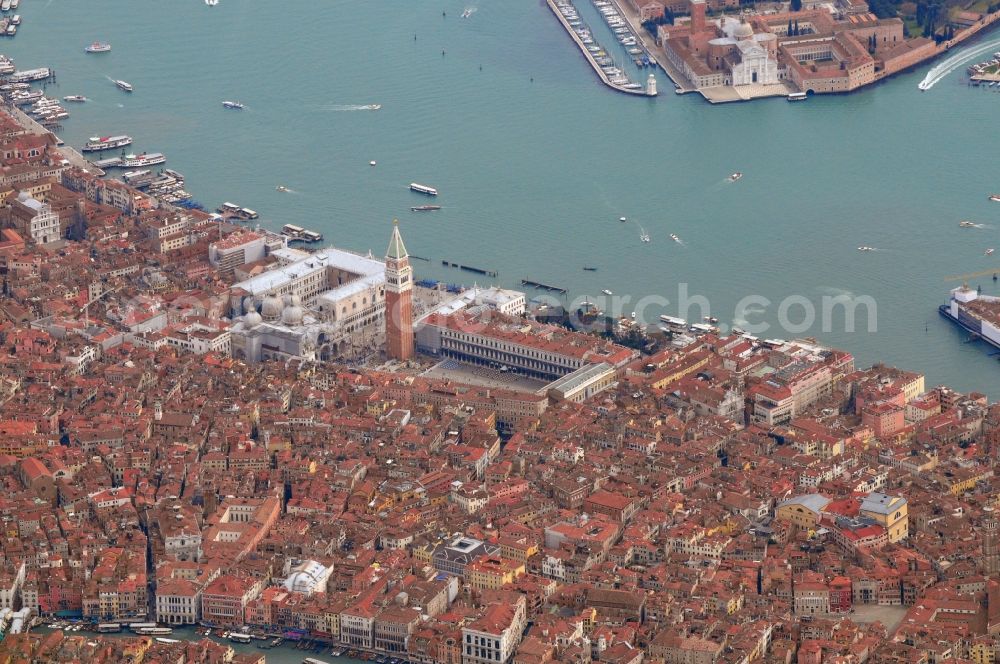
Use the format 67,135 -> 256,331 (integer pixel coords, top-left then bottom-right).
82,135 -> 132,152
121,152 -> 166,167
222,100 -> 244,109
85,41 -> 110,53
114,79 -> 133,92
9,67 -> 51,82
410,182 -> 438,196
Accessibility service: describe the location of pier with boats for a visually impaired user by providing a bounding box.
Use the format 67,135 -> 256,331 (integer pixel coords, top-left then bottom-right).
546,0 -> 657,96
281,223 -> 324,243
967,52 -> 1000,86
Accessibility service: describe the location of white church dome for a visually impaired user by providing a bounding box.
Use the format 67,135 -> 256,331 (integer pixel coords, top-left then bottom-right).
261,294 -> 283,321
281,305 -> 304,326
734,21 -> 753,39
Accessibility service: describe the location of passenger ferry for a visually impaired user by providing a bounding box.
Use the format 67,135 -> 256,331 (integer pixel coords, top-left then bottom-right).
411,205 -> 441,211
114,79 -> 133,92
84,41 -> 111,53
82,135 -> 132,152
121,152 -> 166,167
659,314 -> 687,328
63,95 -> 87,102
409,182 -> 438,196
9,14 -> 19,25
1,1 -> 11,13
135,627 -> 173,636
9,67 -> 50,82
787,91 -> 808,101
228,632 -> 252,643
96,623 -> 121,633
282,224 -> 305,238
302,658 -> 333,664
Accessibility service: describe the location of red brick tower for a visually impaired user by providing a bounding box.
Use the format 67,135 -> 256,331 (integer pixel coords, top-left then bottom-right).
691,0 -> 707,34
384,221 -> 414,361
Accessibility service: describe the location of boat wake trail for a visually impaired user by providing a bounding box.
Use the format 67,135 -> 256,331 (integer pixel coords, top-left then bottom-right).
918,37 -> 1000,90
320,104 -> 382,111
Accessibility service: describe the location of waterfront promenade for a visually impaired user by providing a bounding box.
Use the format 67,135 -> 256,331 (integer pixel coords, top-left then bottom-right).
5,103 -> 103,175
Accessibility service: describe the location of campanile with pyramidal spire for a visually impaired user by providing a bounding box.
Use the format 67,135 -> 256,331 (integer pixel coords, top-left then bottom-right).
384,221 -> 414,361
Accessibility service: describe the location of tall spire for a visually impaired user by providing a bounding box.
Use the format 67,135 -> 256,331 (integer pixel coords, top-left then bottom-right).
386,220 -> 408,260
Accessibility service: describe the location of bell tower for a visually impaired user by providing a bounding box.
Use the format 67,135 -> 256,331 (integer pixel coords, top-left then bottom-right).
384,221 -> 414,360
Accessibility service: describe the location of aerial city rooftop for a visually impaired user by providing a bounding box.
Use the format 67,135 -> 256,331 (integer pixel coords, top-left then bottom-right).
0,89 -> 994,664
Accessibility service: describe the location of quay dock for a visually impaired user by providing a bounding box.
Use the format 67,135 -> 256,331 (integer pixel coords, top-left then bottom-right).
546,0 -> 654,96
522,278 -> 567,294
